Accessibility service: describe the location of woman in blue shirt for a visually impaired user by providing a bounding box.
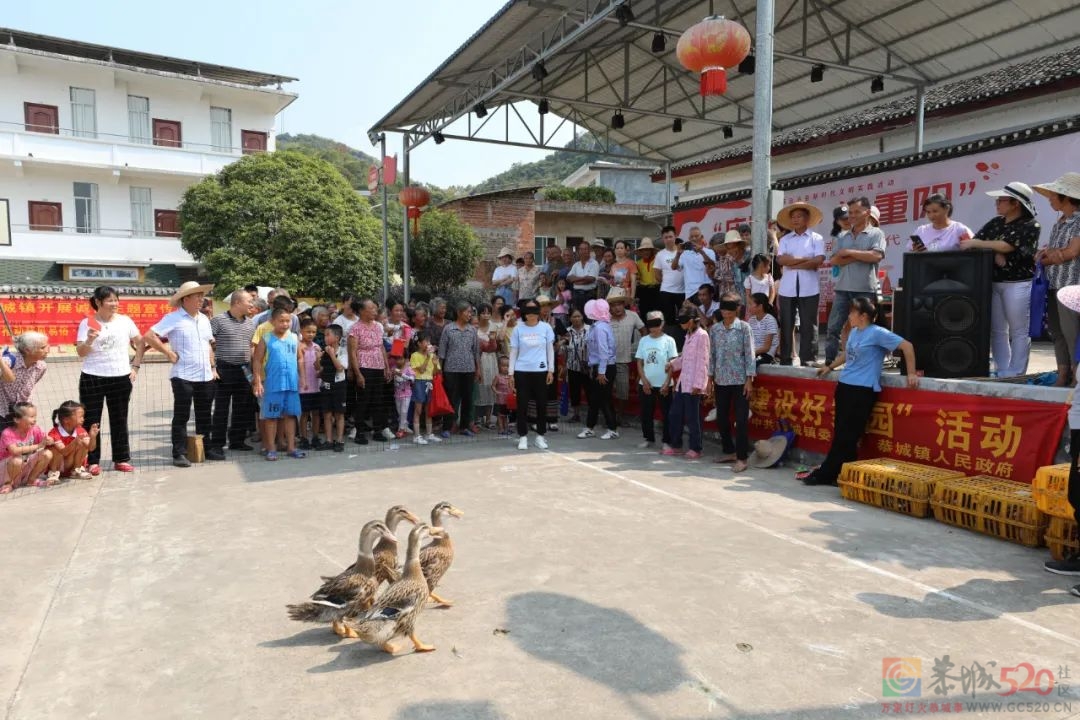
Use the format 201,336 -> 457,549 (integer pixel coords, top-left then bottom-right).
578,299 -> 619,439
509,299 -> 556,451
800,297 -> 918,486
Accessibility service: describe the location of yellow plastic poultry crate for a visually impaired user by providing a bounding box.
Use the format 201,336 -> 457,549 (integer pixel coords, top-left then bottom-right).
1032,463 -> 1075,520
838,459 -> 966,518
931,475 -> 1048,548
1046,517 -> 1079,561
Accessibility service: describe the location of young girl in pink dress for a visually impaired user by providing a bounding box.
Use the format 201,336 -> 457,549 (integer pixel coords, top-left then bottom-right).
1,402 -> 58,492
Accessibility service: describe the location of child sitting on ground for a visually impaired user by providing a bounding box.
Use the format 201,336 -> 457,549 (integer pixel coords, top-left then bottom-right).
297,317 -> 325,450
391,352 -> 414,438
492,355 -> 513,436
409,333 -> 440,444
252,307 -> 305,461
48,401 -> 97,480
319,324 -> 349,452
0,402 -> 58,492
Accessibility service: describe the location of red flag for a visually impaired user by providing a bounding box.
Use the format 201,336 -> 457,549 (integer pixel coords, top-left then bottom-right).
383,155 -> 397,185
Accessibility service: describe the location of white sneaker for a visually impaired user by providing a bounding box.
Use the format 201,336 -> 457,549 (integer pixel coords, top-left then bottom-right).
601,430 -> 619,440
518,436 -> 529,451
414,436 -> 428,445
637,440 -> 654,449
577,428 -> 596,439
535,435 -> 548,450
548,423 -> 559,432
381,428 -> 395,441
427,433 -> 442,443
705,408 -> 717,422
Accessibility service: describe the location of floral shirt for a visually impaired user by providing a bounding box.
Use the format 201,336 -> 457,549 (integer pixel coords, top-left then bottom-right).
1044,213 -> 1080,290
713,255 -> 738,296
709,319 -> 756,386
973,215 -> 1040,283
348,320 -> 386,370
517,265 -> 543,300
563,325 -> 590,373
0,352 -> 47,418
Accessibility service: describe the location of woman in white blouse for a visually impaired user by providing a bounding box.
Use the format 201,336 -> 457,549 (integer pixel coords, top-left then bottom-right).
76,286 -> 146,474
910,193 -> 973,252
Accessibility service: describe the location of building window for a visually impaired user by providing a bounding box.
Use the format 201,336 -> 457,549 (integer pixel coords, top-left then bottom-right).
70,87 -> 97,138
534,236 -> 557,258
74,182 -> 99,234
65,265 -> 140,282
130,187 -> 153,237
210,107 -> 232,151
128,95 -> 151,144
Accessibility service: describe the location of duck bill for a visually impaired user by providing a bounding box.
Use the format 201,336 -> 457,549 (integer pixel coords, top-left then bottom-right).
403,511 -> 422,524
448,507 -> 465,518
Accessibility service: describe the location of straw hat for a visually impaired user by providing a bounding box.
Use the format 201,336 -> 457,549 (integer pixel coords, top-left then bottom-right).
169,280 -> 215,307
748,436 -> 789,468
606,287 -> 628,303
776,201 -> 823,229
724,229 -> 747,245
986,181 -> 1038,217
496,246 -> 514,259
635,238 -> 657,252
535,294 -> 554,306
590,237 -> 607,248
868,206 -> 881,227
1058,285 -> 1080,314
1034,173 -> 1080,203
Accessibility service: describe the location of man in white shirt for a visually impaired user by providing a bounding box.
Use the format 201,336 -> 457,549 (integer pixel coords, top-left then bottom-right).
775,202 -> 826,365
566,241 -> 601,314
671,225 -> 717,299
144,281 -> 221,467
654,225 -> 684,324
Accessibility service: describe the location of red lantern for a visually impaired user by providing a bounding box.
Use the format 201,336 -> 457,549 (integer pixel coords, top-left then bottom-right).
398,185 -> 431,234
676,16 -> 751,96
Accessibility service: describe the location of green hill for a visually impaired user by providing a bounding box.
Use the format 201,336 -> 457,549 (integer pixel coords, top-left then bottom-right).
468,135 -> 644,194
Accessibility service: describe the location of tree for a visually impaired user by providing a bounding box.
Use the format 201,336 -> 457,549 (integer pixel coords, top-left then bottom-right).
401,209 -> 483,293
179,150 -> 384,298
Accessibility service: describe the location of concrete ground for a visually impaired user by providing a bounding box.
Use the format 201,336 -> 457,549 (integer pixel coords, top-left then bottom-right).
3,431 -> 1080,720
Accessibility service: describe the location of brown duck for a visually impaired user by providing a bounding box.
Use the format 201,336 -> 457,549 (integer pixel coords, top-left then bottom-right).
373,505 -> 421,584
419,501 -> 464,607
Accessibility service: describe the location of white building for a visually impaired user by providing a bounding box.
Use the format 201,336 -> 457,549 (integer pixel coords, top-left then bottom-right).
0,27 -> 296,287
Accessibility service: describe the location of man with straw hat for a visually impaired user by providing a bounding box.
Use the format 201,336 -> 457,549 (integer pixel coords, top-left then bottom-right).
606,287 -> 644,412
1034,173 -> 1080,386
775,201 -> 826,366
825,196 -> 887,366
634,237 -> 661,318
491,246 -> 517,305
143,281 -> 221,467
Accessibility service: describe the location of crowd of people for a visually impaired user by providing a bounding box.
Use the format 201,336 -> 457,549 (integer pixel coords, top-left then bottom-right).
1,176 -> 1079,494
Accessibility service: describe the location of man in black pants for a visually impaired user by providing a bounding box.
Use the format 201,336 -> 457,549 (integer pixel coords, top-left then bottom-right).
209,289 -> 255,453
437,302 -> 481,438
775,202 -> 826,366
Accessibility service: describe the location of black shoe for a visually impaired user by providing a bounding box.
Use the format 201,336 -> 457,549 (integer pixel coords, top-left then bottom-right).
332,441 -> 345,452
1045,553 -> 1080,576
800,471 -> 835,486
355,433 -> 369,445
228,443 -> 254,451
312,438 -> 331,450
206,448 -> 226,461
173,455 -> 192,468
298,438 -> 312,450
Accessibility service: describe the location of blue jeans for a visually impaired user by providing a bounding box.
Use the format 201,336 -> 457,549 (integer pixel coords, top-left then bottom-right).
825,290 -> 873,364
667,392 -> 703,452
495,285 -> 515,306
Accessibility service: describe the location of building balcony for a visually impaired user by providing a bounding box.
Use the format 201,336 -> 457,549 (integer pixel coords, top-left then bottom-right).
0,121 -> 255,179
4,223 -> 196,266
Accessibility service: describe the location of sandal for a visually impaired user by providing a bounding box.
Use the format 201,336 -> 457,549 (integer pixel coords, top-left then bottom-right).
87,464 -> 101,476
72,467 -> 94,480
265,451 -> 279,461
732,460 -> 748,473
287,450 -> 307,459
33,478 -> 49,488
0,484 -> 12,494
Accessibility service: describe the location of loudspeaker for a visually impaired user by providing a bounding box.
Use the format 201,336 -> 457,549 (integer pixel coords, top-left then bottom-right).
896,250 -> 993,378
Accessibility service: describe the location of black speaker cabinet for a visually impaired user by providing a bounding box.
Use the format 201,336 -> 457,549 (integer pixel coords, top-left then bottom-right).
895,250 -> 993,378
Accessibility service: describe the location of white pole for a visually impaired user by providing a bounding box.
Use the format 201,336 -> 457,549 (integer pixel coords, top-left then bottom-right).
751,0 -> 775,257
380,134 -> 390,303
402,134 -> 411,304
915,85 -> 926,153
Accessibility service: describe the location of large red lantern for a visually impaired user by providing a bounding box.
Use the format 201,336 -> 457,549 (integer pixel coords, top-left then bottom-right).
398,185 -> 431,234
676,16 -> 751,96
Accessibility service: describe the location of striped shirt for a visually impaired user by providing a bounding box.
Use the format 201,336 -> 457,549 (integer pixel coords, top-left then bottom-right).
438,324 -> 481,373
210,311 -> 255,365
150,309 -> 215,382
670,327 -> 710,393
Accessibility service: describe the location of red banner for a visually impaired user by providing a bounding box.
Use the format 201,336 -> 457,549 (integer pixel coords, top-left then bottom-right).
0,296 -> 173,350
747,375 -> 1067,484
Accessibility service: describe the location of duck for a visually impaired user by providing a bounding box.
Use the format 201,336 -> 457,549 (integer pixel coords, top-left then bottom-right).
419,501 -> 464,607
342,522 -> 445,655
286,520 -> 395,636
373,505 -> 421,585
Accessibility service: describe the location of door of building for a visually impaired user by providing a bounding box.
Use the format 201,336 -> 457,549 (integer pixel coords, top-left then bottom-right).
241,130 -> 268,154
24,103 -> 59,134
154,209 -> 180,237
28,201 -> 63,231
152,119 -> 183,147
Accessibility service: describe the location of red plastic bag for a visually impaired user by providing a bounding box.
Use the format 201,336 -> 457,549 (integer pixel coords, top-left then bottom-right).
428,375 -> 454,417
390,338 -> 407,358
506,391 -> 518,411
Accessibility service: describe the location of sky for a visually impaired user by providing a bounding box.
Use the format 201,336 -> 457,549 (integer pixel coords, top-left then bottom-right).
3,0 -> 573,188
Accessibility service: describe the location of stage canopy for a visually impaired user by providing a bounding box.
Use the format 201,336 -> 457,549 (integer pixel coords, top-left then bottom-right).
369,0 -> 1080,166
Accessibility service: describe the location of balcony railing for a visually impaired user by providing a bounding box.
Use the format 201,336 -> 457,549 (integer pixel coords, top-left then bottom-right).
0,119 -> 243,154
10,223 -> 170,238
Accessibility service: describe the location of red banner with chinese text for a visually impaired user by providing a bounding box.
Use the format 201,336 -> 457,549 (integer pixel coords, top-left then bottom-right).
0,296 -> 173,351
747,374 -> 1067,484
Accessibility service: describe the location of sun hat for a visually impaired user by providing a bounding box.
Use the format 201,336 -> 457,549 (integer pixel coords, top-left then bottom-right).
868,206 -> 881,227
748,436 -> 789,469
169,281 -> 215,307
646,310 -> 665,323
296,301 -> 312,313
724,229 -> 747,244
496,246 -> 514,259
535,294 -> 554,306
590,237 -> 607,248
1034,173 -> 1080,203
986,181 -> 1038,217
585,298 -> 611,322
1058,285 -> 1080,314
635,238 -> 657,252
776,201 -> 823,229
606,287 -> 628,303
